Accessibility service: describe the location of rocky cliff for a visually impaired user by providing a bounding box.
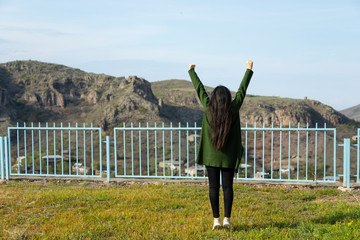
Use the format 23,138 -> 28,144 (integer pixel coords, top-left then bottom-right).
0,60 -> 162,134
151,80 -> 359,131
241,96 -> 348,127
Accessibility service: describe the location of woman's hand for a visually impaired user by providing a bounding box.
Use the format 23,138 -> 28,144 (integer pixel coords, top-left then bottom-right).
246,60 -> 253,70
189,64 -> 196,70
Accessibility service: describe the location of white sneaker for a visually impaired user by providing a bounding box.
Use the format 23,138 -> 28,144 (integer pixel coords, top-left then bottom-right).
212,218 -> 221,230
223,218 -> 231,230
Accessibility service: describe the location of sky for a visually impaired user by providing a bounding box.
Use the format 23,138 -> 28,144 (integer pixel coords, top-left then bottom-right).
0,0 -> 359,111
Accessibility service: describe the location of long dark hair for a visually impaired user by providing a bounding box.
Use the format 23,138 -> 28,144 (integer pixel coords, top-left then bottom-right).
208,86 -> 232,151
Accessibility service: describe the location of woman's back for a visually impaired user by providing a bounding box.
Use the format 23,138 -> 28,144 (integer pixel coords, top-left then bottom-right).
188,63 -> 253,173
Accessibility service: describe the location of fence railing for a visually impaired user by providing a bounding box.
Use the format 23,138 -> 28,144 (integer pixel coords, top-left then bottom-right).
6,123 -> 103,178
113,122 -> 205,179
112,122 -> 337,182
341,129 -> 360,187
0,136 -> 9,180
0,122 -> 359,188
357,128 -> 360,184
239,122 -> 336,183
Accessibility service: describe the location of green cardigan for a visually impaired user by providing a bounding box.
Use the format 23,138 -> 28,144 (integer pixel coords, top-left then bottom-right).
188,68 -> 253,173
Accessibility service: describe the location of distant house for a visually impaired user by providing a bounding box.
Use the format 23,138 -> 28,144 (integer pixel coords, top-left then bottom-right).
185,165 -> 206,177
42,155 -> 63,163
188,134 -> 200,143
16,156 -> 26,164
158,160 -> 180,171
240,164 -> 252,169
255,172 -> 269,179
72,163 -> 92,175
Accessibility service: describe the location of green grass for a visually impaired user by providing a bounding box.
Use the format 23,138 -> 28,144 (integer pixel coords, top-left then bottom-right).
1,181 -> 360,239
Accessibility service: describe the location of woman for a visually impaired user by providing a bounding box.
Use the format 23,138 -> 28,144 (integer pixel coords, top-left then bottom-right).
188,60 -> 253,230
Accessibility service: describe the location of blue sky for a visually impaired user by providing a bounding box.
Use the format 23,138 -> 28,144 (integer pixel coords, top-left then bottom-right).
0,0 -> 359,111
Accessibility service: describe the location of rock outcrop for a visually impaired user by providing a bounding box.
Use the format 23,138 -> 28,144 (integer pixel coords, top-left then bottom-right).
128,76 -> 157,103
241,98 -> 349,127
41,89 -> 65,108
0,88 -> 9,107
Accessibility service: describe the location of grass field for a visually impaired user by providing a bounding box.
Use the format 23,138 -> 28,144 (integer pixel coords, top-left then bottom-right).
1,180 -> 360,239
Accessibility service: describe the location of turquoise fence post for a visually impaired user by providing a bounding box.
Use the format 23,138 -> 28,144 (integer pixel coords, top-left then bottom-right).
357,128 -> 360,183
0,137 -> 4,180
343,138 -> 351,188
106,136 -> 111,182
4,137 -> 9,180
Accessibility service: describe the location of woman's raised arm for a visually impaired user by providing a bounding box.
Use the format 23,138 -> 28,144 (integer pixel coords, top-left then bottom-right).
188,64 -> 209,109
233,60 -> 254,110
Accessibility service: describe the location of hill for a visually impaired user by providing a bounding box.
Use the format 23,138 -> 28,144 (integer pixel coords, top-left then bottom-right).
341,104 -> 360,122
151,80 -> 358,128
0,60 -> 163,135
0,60 -> 358,138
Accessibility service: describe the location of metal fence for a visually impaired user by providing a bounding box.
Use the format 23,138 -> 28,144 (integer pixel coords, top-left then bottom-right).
239,122 -> 336,183
0,136 -> 9,180
112,122 -> 337,183
0,122 -> 359,187
341,128 -> 360,187
6,123 -> 103,178
357,128 -> 360,183
113,122 -> 204,179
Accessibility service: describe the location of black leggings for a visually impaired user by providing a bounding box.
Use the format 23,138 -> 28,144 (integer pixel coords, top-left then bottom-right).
206,166 -> 234,218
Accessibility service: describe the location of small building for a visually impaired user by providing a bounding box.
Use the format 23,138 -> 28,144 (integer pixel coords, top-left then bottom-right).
188,134 -> 200,142
185,165 -> 206,177
324,175 -> 340,181
42,155 -> 63,163
240,164 -> 252,169
16,156 -> 26,164
158,160 -> 180,171
255,171 -> 269,179
72,163 -> 92,175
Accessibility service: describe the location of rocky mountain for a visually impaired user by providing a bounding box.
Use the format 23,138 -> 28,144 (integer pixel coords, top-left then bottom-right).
151,80 -> 358,128
0,60 -> 163,135
0,60 -> 358,138
341,104 -> 360,122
